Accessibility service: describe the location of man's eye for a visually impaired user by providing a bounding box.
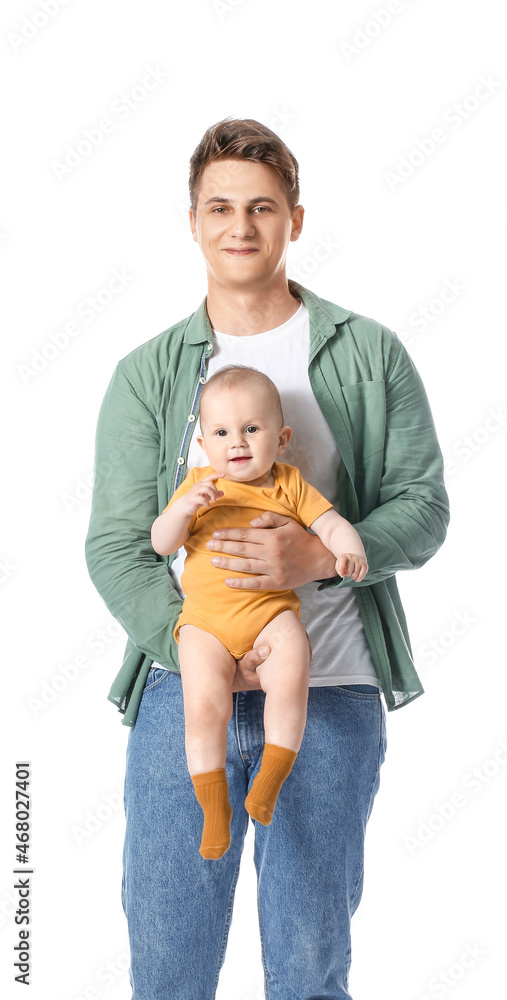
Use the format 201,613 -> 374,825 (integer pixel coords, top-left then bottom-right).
253,206 -> 269,213
246,426 -> 258,434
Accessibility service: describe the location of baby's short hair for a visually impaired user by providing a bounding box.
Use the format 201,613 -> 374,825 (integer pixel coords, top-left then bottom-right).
199,365 -> 284,425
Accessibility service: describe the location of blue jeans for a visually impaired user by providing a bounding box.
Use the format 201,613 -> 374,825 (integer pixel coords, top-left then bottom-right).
122,667 -> 387,999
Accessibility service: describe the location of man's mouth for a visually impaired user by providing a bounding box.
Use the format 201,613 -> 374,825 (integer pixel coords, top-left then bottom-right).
224,249 -> 258,255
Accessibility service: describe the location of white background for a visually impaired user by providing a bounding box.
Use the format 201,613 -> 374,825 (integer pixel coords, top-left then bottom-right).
1,1 -> 506,998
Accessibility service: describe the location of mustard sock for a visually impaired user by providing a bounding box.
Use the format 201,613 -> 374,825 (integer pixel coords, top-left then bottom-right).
245,744 -> 297,826
191,769 -> 232,860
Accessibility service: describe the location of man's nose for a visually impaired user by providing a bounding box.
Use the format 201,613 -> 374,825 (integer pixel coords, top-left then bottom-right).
228,209 -> 255,237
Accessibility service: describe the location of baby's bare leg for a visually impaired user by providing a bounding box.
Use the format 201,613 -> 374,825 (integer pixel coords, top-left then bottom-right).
253,610 -> 311,752
178,624 -> 236,774
178,625 -> 236,859
245,610 -> 311,825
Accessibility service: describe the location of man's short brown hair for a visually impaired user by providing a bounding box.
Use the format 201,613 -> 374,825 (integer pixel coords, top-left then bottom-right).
189,117 -> 300,215
199,365 -> 285,427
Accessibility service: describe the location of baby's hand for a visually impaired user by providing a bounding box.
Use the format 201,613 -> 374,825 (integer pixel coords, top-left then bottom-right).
180,474 -> 224,516
335,553 -> 368,583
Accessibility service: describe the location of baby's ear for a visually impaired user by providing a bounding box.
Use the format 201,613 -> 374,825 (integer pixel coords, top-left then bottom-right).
196,435 -> 208,456
277,425 -> 292,453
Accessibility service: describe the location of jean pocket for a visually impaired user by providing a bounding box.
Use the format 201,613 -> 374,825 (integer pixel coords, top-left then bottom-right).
144,664 -> 170,691
332,683 -> 381,699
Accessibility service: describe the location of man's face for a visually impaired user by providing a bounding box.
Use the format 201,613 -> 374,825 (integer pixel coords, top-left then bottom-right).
189,159 -> 303,291
197,384 -> 291,487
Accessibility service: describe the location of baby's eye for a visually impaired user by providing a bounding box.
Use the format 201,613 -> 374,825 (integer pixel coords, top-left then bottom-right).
215,429 -> 227,437
245,425 -> 259,434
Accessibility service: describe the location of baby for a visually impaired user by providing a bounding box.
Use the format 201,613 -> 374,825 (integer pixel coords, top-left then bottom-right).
151,365 -> 368,860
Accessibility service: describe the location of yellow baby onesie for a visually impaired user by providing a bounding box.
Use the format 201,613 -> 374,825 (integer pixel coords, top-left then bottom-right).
164,462 -> 333,659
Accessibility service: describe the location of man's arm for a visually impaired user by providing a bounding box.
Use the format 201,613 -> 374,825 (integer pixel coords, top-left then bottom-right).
331,339 -> 450,588
85,362 -> 183,669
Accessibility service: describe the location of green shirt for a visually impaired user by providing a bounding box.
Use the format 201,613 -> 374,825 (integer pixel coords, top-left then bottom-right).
85,280 -> 450,725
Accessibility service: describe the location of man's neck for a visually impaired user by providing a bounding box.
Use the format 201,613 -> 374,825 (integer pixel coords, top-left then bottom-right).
205,277 -> 301,337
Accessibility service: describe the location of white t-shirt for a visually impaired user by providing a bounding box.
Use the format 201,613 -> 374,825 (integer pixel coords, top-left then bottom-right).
167,299 -> 380,688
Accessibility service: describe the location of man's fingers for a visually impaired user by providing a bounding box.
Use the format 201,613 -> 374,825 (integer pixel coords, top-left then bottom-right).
231,644 -> 270,691
239,644 -> 270,668
208,527 -> 261,545
249,511 -> 291,527
210,553 -> 290,587
211,556 -> 258,574
225,575 -> 264,589
208,538 -> 262,557
211,515 -> 292,540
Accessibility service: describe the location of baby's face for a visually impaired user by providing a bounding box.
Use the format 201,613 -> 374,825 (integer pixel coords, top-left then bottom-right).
197,384 -> 291,487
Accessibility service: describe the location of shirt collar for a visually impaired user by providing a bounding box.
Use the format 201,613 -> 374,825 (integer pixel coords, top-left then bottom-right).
182,280 -> 352,345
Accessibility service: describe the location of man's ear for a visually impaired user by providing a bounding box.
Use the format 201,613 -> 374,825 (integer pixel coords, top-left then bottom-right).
289,205 -> 304,243
277,425 -> 292,454
189,206 -> 199,244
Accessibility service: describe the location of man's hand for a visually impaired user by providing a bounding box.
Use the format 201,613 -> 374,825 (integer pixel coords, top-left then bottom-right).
206,511 -> 337,590
231,645 -> 269,692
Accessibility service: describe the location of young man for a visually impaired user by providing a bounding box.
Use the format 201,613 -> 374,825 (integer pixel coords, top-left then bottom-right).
85,118 -> 449,999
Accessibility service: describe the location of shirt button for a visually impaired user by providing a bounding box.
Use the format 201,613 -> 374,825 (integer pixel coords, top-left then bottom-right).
177,457 -> 185,465
199,377 -> 206,384
207,343 -> 212,351
188,414 -> 196,422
